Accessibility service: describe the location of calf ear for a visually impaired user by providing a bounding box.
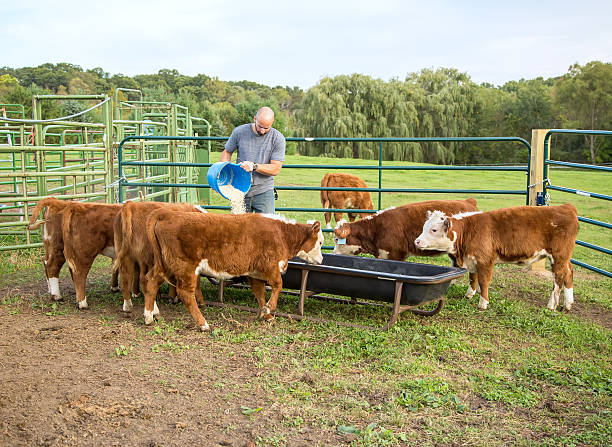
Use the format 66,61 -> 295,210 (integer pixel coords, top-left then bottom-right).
334,223 -> 350,239
311,221 -> 321,233
443,217 -> 450,232
426,210 -> 432,219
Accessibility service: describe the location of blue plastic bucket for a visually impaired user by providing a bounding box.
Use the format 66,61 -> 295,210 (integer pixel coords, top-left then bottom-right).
207,162 -> 252,199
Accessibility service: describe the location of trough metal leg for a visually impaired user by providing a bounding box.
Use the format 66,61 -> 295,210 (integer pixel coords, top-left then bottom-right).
217,280 -> 225,303
410,298 -> 445,316
298,269 -> 310,316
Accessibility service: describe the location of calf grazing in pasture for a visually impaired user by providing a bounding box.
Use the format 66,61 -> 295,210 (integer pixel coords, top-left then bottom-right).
144,211 -> 324,331
414,204 -> 579,311
320,172 -> 374,229
333,198 -> 479,261
27,197 -> 122,309
113,200 -> 208,314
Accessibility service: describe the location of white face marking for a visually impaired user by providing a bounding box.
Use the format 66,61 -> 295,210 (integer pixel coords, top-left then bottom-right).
78,298 -> 88,309
101,246 -> 116,258
334,219 -> 347,230
333,243 -> 360,256
377,249 -> 390,259
297,230 -> 324,264
195,259 -> 234,280
415,211 -> 455,253
48,277 -> 60,298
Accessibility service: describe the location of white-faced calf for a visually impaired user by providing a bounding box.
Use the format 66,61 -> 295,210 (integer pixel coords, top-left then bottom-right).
144,211 -> 324,331
414,204 -> 579,310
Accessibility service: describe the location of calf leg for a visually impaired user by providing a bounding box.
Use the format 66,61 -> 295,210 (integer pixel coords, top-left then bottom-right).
562,263 -> 574,311
44,244 -> 65,301
324,211 -> 332,229
176,276 -> 209,331
549,260 -> 574,311
265,274 -> 284,315
195,277 -> 205,306
248,277 -> 270,319
465,272 -> 480,298
333,212 -> 344,225
120,259 -> 138,312
476,264 -> 494,310
143,269 -> 164,325
71,257 -> 95,309
348,212 -> 357,222
110,260 -> 120,293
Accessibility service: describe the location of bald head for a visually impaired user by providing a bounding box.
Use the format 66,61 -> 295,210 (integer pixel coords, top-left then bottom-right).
253,107 -> 275,136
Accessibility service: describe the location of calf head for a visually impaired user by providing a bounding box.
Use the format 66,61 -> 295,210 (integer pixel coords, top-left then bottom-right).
414,210 -> 455,253
332,220 -> 362,256
296,221 -> 324,264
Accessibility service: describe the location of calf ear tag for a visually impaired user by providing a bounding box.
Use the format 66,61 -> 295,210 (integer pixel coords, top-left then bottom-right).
336,238 -> 346,245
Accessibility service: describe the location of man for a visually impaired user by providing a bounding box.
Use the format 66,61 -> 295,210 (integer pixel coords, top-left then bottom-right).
220,106 -> 286,214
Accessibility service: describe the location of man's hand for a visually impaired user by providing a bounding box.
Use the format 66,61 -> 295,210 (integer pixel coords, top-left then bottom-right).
240,161 -> 255,172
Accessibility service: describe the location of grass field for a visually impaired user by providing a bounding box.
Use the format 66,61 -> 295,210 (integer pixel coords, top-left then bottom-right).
1,153 -> 610,446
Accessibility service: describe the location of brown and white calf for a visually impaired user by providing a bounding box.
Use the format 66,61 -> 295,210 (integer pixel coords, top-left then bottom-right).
144,211 -> 324,330
321,172 -> 374,229
333,198 -> 478,261
27,197 -> 122,308
113,200 -> 208,314
414,204 -> 579,310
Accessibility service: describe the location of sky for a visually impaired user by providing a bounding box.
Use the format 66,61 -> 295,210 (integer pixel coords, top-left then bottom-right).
2,0 -> 611,89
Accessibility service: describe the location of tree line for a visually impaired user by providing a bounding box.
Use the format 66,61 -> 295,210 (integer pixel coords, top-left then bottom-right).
1,61 -> 611,164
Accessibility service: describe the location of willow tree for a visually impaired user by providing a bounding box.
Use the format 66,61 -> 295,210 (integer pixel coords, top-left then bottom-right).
405,68 -> 480,164
295,74 -> 420,160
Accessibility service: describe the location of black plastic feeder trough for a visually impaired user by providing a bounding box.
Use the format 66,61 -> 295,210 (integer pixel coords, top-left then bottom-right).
210,254 -> 466,330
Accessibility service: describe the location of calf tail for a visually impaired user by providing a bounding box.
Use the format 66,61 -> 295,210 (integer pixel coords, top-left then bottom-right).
26,197 -> 63,230
146,211 -> 171,284
320,173 -> 331,209
112,203 -> 134,273
61,207 -> 77,272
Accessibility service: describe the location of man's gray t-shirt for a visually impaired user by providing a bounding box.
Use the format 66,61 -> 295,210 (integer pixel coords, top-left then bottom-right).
224,123 -> 286,197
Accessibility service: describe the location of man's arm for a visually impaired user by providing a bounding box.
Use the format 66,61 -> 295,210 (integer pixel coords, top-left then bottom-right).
239,159 -> 283,176
219,149 -> 232,162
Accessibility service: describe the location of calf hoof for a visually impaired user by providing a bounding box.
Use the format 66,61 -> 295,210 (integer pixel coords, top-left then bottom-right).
263,313 -> 275,322
144,313 -> 154,325
122,299 -> 133,312
51,294 -> 61,301
477,297 -> 488,310
110,286 -> 120,293
198,322 -> 210,332
77,299 -> 88,309
564,303 -> 572,312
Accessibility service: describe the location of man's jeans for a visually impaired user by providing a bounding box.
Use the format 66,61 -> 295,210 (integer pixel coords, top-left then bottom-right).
245,189 -> 275,214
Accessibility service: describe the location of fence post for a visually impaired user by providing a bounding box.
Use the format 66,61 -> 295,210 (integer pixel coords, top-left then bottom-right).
529,129 -> 548,271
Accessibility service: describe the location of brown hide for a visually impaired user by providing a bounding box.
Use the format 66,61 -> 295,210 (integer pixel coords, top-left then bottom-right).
334,198 -> 478,260
28,197 -> 122,307
320,173 -> 373,227
144,211 -> 322,330
112,201 -> 207,311
445,204 -> 578,308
